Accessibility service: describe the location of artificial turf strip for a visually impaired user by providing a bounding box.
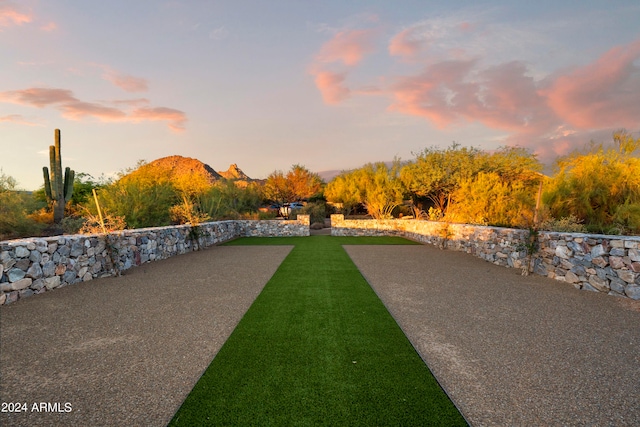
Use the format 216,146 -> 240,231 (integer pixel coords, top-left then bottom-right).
169,236 -> 467,426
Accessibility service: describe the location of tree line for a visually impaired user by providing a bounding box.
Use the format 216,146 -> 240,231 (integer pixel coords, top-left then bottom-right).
1,131 -> 638,240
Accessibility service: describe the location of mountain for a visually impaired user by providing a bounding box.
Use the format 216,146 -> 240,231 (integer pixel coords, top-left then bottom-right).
142,155 -> 222,184
125,156 -> 257,187
218,163 -> 251,180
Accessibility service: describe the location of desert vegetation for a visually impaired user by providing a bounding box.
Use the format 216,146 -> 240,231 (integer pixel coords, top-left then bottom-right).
325,131 -> 640,234
1,131 -> 639,240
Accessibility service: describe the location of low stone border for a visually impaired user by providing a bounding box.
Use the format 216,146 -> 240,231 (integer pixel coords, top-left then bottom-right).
0,216 -> 310,305
331,214 -> 640,300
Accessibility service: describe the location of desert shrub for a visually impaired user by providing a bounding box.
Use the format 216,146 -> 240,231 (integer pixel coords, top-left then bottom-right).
257,210 -> 278,220
539,215 -> 587,233
263,165 -> 323,205
446,171 -> 539,228
61,216 -> 87,234
300,201 -> 329,224
169,196 -> 210,225
199,180 -> 262,220
0,172 -> 46,240
543,131 -> 640,235
401,145 -> 542,225
326,162 -> 405,219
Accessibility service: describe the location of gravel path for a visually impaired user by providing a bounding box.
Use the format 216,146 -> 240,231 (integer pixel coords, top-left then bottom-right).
345,244 -> 640,427
0,245 -> 292,427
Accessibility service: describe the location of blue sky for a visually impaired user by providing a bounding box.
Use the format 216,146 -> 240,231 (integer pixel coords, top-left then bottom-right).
1,0 -> 639,190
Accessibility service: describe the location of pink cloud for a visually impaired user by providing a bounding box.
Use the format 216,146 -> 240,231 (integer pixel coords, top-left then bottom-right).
542,39 -> 640,130
0,86 -> 186,131
0,1 -> 32,27
103,70 -> 149,92
40,21 -> 57,32
59,101 -> 128,121
386,39 -> 640,161
315,29 -> 377,66
388,59 -> 478,128
0,114 -> 40,126
310,28 -> 378,105
130,107 -> 187,132
0,87 -> 76,107
313,71 -> 351,104
388,28 -> 425,59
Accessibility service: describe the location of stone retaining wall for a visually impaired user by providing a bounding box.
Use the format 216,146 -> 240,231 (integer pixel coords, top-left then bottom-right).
0,216 -> 309,305
331,214 -> 640,300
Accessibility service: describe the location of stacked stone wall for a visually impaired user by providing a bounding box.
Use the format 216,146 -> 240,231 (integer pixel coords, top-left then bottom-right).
0,216 -> 309,305
331,214 -> 640,300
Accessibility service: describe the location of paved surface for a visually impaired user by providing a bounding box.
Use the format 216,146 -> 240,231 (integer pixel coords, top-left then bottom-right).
345,245 -> 640,427
2,239 -> 639,426
0,245 -> 292,427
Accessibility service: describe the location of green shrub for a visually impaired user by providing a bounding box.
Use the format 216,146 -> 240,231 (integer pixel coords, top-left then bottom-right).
539,215 -> 587,233
0,172 -> 46,240
300,201 -> 331,224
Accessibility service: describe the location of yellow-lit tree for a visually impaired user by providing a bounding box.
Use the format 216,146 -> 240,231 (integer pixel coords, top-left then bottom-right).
543,131 -> 640,234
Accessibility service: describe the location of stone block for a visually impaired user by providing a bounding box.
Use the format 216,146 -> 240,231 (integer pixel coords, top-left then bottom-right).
624,284 -> 640,300
592,256 -> 608,268
30,278 -> 45,290
10,278 -> 32,291
19,289 -> 34,298
26,263 -> 43,279
7,268 -> 26,282
29,250 -> 41,263
591,244 -> 607,258
44,276 -> 60,290
610,240 -> 624,248
15,259 -> 30,271
618,270 -> 636,284
15,246 -> 30,258
588,275 -> 609,292
564,271 -> 580,284
62,270 -> 77,283
629,249 -> 640,262
609,256 -> 625,269
610,277 -> 626,294
70,241 -> 84,257
555,245 -> 573,259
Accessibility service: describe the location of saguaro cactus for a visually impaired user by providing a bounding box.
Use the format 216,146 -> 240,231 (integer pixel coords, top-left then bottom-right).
43,129 -> 74,224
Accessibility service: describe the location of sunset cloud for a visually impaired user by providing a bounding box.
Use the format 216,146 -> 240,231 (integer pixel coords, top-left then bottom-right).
387,44 -> 640,159
130,107 -> 187,132
315,29 -> 377,66
0,87 -> 76,107
388,28 -> 426,59
0,1 -> 32,27
0,87 -> 186,131
40,21 -> 57,32
59,101 -> 127,121
103,70 -> 149,92
542,39 -> 640,130
0,114 -> 40,126
310,27 -> 378,105
313,71 -> 351,104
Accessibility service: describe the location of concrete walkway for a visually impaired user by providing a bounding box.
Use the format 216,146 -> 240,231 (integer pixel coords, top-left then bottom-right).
0,245 -> 292,427
345,245 -> 640,427
1,240 -> 639,426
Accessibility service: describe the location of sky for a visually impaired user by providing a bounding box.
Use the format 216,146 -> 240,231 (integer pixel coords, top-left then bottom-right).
1,0 -> 639,190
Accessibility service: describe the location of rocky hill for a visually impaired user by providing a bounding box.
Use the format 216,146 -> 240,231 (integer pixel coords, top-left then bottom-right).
218,164 -> 251,180
127,156 -> 254,185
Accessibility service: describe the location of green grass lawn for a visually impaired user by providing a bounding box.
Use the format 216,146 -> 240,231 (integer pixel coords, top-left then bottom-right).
169,236 -> 467,426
